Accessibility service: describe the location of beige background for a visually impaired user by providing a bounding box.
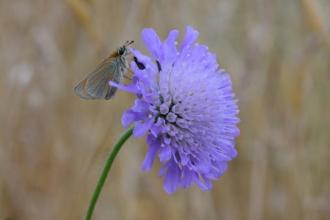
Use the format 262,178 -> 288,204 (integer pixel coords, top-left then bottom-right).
1,0 -> 330,219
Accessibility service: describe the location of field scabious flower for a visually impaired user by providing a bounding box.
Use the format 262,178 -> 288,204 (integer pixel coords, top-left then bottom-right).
110,26 -> 240,194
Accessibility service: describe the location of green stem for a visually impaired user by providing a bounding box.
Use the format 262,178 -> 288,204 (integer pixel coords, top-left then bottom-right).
85,126 -> 134,220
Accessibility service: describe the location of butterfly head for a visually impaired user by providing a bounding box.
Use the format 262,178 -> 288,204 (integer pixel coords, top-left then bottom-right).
117,40 -> 134,57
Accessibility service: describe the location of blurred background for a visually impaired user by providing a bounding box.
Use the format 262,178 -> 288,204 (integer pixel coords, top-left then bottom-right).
1,0 -> 329,219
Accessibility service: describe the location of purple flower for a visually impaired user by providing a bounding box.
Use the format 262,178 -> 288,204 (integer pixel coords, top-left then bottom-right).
110,26 -> 240,194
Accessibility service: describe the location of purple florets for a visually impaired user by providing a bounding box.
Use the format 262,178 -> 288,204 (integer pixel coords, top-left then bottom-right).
110,26 -> 240,194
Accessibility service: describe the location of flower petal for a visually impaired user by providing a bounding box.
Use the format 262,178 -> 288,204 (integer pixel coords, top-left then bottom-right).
130,48 -> 158,73
158,144 -> 172,162
121,99 -> 151,128
142,134 -> 161,170
192,174 -> 209,191
181,166 -> 193,189
163,30 -> 179,66
133,117 -> 154,138
180,26 -> 199,51
110,81 -> 139,94
163,161 -> 181,194
142,28 -> 163,61
121,110 -> 143,128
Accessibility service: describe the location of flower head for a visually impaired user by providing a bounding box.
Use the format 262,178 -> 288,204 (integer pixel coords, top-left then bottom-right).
110,26 -> 240,194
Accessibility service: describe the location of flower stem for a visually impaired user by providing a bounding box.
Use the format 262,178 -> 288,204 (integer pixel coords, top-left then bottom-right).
85,126 -> 134,220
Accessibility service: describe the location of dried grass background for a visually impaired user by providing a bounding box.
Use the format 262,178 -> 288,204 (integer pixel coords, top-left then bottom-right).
1,0 -> 330,219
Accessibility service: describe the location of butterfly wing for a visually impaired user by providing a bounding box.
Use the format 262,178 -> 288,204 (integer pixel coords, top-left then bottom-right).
84,58 -> 117,99
73,78 -> 95,99
73,49 -> 127,100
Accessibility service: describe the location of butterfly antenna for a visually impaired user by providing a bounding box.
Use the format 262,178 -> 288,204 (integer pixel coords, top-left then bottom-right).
124,40 -> 134,46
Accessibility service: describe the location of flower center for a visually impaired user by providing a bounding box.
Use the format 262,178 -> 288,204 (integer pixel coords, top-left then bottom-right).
154,92 -> 190,138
